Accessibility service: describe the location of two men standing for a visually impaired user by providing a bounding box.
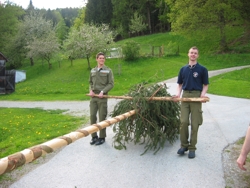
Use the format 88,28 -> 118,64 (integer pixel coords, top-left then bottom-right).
88,47 -> 209,158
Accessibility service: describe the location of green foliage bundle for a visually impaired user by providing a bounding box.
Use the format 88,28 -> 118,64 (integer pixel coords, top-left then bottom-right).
122,40 -> 140,61
111,83 -> 180,154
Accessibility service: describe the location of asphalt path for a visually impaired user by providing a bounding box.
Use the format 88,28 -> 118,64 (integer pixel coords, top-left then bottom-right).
1,65 -> 250,188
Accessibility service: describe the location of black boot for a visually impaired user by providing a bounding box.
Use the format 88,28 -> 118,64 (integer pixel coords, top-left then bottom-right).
95,138 -> 105,145
90,136 -> 98,145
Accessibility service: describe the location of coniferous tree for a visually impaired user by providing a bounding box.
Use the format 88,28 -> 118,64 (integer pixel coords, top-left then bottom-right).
111,83 -> 180,154
27,0 -> 35,12
85,0 -> 113,24
111,0 -> 135,38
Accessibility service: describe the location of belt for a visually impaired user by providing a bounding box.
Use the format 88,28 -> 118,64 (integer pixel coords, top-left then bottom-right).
93,90 -> 107,95
183,90 -> 201,93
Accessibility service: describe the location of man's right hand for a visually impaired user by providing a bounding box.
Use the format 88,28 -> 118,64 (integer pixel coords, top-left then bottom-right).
89,90 -> 95,97
172,95 -> 180,102
237,154 -> 247,171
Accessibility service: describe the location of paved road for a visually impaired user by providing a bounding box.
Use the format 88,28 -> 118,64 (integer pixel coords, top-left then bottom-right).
1,65 -> 250,188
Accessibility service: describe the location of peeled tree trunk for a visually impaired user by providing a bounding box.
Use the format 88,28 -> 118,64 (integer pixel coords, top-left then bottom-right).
0,110 -> 136,175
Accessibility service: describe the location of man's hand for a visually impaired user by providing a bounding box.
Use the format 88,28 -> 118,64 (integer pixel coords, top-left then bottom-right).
237,154 -> 247,171
89,90 -> 95,97
200,96 -> 209,103
172,95 -> 180,102
98,91 -> 104,98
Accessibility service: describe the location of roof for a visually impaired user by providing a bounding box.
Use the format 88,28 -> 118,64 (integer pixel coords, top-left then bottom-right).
0,52 -> 8,62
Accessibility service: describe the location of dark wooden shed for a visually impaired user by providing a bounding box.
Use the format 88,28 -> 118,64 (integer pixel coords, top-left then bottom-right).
0,52 -> 15,94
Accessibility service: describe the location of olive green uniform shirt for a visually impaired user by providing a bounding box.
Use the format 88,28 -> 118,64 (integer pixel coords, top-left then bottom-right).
89,65 -> 114,94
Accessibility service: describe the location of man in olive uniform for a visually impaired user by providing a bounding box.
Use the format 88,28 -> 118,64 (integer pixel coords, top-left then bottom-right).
89,52 -> 114,145
175,46 -> 209,158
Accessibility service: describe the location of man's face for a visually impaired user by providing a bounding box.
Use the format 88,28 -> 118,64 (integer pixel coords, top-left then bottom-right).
96,55 -> 105,66
188,49 -> 199,62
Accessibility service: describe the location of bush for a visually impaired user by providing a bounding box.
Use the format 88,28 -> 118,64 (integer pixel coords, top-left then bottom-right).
122,40 -> 140,61
164,41 -> 179,56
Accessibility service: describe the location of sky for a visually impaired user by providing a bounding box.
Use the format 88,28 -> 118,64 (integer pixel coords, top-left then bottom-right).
8,0 -> 86,9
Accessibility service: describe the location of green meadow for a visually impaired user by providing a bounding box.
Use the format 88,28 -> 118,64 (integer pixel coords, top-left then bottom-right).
0,32 -> 249,160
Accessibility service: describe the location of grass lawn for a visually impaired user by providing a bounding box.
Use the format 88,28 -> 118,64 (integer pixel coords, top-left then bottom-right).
209,68 -> 250,99
0,32 -> 249,182
0,108 -> 87,159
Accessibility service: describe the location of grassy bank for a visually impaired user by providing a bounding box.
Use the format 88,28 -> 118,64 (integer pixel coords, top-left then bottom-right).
0,53 -> 249,101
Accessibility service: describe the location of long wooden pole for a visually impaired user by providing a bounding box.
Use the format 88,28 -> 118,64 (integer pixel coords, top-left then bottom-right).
86,94 -> 210,102
0,110 -> 136,175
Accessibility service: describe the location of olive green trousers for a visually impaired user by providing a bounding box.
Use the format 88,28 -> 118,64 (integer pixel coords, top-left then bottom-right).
90,97 -> 108,138
180,90 -> 203,151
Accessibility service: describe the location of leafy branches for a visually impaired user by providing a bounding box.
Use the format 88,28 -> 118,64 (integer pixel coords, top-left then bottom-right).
111,83 -> 180,154
166,0 -> 245,52
63,23 -> 115,69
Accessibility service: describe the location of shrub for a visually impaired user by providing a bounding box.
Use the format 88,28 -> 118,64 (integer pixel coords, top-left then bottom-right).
164,41 -> 179,56
122,40 -> 140,61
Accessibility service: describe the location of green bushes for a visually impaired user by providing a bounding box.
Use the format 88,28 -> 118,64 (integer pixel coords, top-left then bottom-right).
122,40 -> 140,61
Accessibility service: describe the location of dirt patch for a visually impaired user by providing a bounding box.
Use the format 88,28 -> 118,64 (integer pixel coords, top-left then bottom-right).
223,138 -> 250,188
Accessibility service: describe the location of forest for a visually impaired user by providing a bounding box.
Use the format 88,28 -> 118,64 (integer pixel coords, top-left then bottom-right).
0,0 -> 249,69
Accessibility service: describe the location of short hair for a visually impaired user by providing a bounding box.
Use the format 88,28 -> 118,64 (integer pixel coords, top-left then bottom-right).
189,46 -> 199,53
96,52 -> 105,59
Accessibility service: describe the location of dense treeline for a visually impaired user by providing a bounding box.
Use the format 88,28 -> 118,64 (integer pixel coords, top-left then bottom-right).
0,0 -> 249,69
85,0 -> 170,38
0,0 -> 79,68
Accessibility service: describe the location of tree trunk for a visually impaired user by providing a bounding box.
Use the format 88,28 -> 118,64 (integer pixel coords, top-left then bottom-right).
219,11 -> 228,52
87,55 -> 91,70
30,57 -> 34,66
146,1 -> 152,34
47,60 -> 52,69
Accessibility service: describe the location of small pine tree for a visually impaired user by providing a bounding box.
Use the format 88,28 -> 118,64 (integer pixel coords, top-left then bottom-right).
111,83 -> 180,154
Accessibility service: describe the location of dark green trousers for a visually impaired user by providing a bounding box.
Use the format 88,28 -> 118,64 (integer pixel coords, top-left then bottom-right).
90,97 -> 108,138
180,90 -> 203,151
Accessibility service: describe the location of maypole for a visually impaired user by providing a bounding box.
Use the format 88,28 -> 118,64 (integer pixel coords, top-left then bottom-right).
0,110 -> 136,175
86,94 -> 210,102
